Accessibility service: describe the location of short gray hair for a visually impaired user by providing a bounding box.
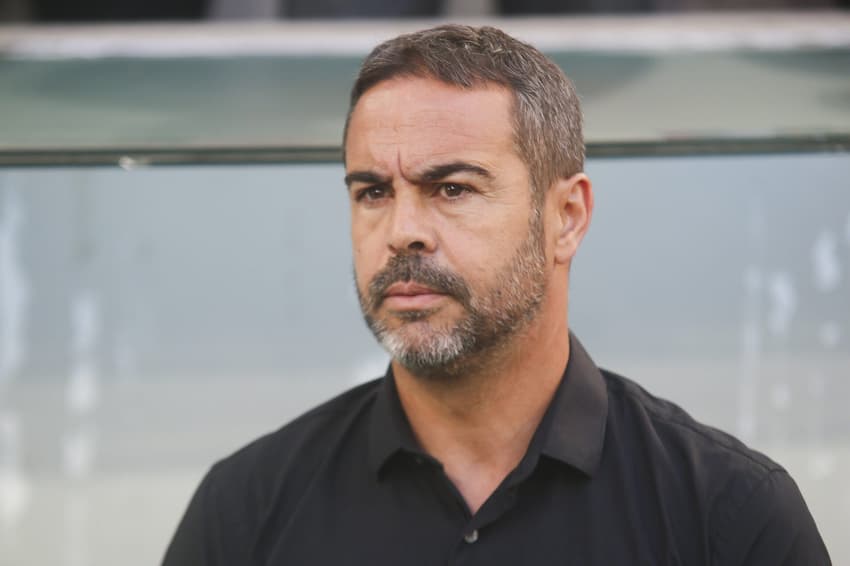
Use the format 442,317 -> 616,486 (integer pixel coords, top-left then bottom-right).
344,24 -> 584,202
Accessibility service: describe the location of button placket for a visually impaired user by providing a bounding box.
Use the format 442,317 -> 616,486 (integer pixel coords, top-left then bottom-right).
463,529 -> 479,544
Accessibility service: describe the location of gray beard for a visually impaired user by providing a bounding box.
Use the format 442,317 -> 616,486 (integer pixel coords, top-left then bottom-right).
357,211 -> 546,380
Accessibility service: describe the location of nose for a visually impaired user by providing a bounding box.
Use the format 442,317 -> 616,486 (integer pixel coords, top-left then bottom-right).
386,190 -> 436,255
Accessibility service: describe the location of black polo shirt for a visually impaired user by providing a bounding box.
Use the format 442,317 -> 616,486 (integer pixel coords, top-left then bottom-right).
163,335 -> 830,565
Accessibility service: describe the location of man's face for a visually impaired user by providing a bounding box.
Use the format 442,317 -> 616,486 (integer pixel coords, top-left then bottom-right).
345,77 -> 548,377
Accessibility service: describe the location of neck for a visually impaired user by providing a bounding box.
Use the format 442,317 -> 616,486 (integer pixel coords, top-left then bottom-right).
392,297 -> 570,514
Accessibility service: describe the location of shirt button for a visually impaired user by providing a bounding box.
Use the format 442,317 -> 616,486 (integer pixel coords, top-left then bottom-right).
463,529 -> 479,544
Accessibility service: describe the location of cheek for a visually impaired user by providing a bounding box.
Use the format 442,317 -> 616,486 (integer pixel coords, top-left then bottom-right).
351,245 -> 369,283
453,226 -> 528,285
351,235 -> 383,291
351,209 -> 384,250
441,240 -> 494,294
449,221 -> 514,261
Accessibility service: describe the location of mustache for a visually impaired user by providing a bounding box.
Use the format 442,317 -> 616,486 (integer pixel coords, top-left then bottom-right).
366,254 -> 471,311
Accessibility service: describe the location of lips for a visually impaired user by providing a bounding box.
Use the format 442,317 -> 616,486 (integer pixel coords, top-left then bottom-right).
385,282 -> 443,297
382,281 -> 447,310
364,254 -> 471,314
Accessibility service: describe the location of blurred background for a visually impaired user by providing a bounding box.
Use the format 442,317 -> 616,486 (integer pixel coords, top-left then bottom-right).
0,3 -> 849,566
2,0 -> 850,21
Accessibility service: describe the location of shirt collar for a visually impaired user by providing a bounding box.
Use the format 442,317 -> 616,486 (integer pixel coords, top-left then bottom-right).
537,333 -> 608,476
368,332 -> 609,478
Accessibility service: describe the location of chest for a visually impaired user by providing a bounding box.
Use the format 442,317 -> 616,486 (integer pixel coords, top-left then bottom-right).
254,462 -> 706,566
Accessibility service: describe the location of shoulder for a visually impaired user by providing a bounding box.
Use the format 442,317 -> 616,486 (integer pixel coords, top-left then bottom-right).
212,377 -> 382,478
600,370 -> 782,468
600,369 -> 830,565
601,368 -> 780,475
162,378 -> 384,565
601,369 -> 778,524
204,377 -> 383,514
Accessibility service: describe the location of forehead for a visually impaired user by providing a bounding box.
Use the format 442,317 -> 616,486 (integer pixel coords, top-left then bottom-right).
345,77 -> 517,173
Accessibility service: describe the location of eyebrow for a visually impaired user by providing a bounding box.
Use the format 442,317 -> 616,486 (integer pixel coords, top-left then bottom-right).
419,162 -> 493,183
343,171 -> 387,188
344,161 -> 493,188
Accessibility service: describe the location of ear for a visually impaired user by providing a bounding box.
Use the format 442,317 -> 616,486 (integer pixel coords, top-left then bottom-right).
551,173 -> 593,265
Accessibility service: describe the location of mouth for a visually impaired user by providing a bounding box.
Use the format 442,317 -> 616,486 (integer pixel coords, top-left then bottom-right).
382,281 -> 447,311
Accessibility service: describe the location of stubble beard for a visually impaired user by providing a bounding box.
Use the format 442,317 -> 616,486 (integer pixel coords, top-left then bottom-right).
356,209 -> 547,380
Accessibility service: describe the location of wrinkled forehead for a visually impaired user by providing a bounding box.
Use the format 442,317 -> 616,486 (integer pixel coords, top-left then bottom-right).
344,77 -> 519,173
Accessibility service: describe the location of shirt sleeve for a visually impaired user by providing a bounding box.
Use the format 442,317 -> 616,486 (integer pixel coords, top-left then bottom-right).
714,468 -> 831,566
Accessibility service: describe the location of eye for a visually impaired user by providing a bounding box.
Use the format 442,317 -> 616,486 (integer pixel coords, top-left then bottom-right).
356,185 -> 390,202
437,183 -> 469,199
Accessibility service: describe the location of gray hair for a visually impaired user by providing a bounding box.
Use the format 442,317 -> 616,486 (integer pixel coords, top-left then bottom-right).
343,24 -> 584,202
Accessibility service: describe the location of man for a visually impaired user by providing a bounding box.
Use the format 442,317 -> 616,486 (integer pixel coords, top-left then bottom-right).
163,25 -> 830,565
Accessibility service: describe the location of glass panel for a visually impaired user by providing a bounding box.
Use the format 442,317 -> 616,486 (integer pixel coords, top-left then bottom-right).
2,49 -> 848,157
0,152 -> 847,564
